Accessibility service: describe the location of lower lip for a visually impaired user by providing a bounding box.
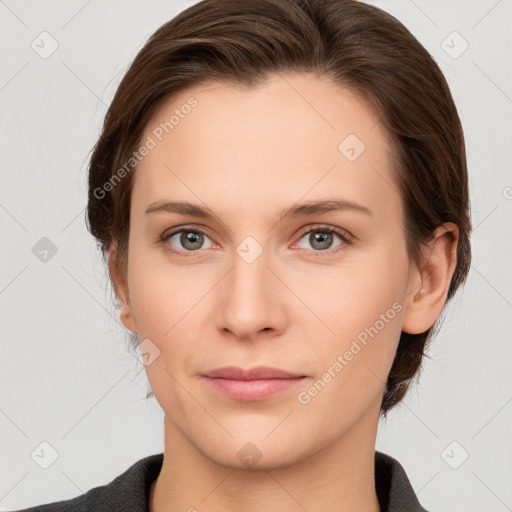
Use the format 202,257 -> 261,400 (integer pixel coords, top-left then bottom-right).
203,376 -> 306,401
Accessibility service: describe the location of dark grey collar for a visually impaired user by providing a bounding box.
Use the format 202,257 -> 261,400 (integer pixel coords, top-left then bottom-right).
375,450 -> 430,511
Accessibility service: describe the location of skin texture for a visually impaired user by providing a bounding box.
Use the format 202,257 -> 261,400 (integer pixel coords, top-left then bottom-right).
109,72 -> 458,512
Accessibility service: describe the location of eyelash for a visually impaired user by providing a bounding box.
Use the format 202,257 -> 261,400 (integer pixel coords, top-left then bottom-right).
159,224 -> 353,258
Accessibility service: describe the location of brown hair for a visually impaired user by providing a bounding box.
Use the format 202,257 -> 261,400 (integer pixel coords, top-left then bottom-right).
86,0 -> 471,417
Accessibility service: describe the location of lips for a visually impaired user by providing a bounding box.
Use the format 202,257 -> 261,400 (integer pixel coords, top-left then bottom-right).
202,366 -> 307,401
203,366 -> 305,380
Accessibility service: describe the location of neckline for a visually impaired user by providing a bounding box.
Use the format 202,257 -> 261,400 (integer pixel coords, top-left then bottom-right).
138,450 -> 426,512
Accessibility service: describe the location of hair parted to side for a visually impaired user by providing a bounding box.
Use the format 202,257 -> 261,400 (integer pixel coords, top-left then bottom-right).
86,0 -> 471,417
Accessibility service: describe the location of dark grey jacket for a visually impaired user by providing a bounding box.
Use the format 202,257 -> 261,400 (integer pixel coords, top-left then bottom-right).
10,451 -> 429,511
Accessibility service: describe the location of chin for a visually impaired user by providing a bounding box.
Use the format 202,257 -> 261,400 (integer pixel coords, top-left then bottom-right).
190,425 -> 314,472
212,442 -> 307,472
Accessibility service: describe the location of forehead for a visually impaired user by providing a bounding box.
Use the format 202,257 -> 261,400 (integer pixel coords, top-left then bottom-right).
133,73 -> 401,222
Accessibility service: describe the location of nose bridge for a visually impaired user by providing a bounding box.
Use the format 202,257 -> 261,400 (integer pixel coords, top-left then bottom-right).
218,236 -> 282,336
231,238 -> 273,306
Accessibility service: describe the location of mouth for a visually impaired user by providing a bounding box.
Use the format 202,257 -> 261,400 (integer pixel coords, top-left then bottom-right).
201,366 -> 307,401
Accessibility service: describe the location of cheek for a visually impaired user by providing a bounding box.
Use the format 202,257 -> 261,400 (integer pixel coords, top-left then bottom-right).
126,240 -> 198,334
127,258 -> 200,409
301,245 -> 409,394
125,246 -> 214,384
305,248 -> 409,343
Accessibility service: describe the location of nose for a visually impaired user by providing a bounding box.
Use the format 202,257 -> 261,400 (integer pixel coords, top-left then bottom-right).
216,246 -> 287,342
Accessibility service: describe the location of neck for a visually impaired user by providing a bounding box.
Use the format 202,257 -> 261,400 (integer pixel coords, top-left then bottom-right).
150,404 -> 381,512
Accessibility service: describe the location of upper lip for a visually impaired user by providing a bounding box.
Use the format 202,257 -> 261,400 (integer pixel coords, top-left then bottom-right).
203,366 -> 305,380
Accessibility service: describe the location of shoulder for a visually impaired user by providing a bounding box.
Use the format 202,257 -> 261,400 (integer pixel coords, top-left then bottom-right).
375,450 -> 430,512
8,453 -> 164,512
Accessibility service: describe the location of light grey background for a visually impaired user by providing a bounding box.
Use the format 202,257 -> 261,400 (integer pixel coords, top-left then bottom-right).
1,1 -> 511,510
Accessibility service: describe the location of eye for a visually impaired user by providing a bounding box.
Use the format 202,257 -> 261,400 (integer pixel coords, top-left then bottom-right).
160,223 -> 353,257
161,227 -> 215,255
293,224 -> 352,255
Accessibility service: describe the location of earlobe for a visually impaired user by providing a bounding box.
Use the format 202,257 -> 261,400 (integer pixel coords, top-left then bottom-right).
402,223 -> 459,335
119,303 -> 137,333
108,241 -> 137,333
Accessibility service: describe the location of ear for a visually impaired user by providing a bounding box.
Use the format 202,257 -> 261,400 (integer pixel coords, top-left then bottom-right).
402,222 -> 459,335
108,240 -> 137,333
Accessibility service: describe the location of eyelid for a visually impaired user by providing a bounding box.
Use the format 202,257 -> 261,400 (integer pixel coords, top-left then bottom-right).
290,223 -> 353,256
293,223 -> 354,244
160,223 -> 217,249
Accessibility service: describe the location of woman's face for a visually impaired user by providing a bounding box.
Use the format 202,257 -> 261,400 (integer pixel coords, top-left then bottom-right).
116,73 -> 419,468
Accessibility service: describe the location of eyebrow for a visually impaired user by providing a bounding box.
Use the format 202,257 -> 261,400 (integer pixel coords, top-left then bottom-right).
145,198 -> 372,224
